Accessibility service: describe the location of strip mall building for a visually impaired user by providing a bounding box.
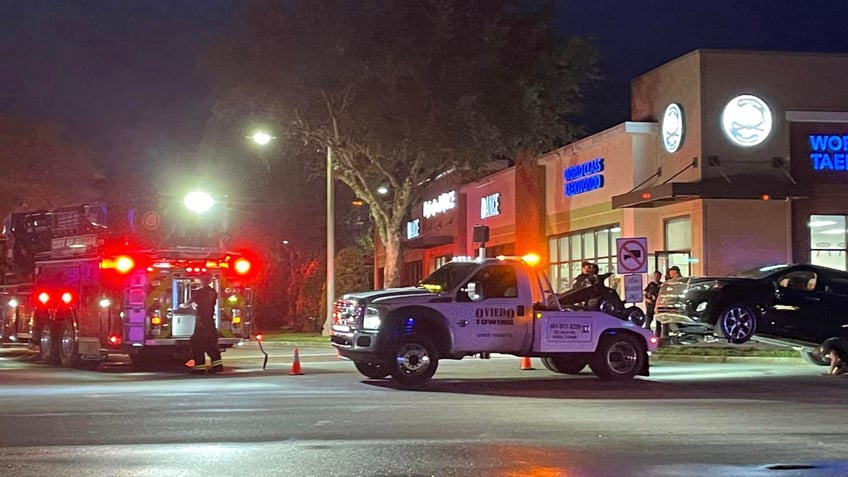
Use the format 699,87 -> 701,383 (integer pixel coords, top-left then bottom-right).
374,49 -> 848,299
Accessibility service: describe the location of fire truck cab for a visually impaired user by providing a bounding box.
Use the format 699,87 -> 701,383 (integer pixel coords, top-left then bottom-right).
0,202 -> 255,368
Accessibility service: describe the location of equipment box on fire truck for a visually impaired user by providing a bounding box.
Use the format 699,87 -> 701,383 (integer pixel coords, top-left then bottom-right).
331,255 -> 658,386
0,202 -> 255,368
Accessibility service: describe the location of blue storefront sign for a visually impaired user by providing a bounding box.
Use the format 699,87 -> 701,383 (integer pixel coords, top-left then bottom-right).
809,135 -> 848,171
563,158 -> 605,196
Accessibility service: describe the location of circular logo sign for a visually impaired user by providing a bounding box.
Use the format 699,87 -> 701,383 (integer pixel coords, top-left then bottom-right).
661,103 -> 684,153
721,94 -> 773,147
141,211 -> 160,231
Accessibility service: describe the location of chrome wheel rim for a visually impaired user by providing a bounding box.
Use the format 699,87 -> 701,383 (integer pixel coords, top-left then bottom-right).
395,342 -> 431,375
606,341 -> 638,375
60,324 -> 75,358
722,306 -> 754,340
40,326 -> 52,356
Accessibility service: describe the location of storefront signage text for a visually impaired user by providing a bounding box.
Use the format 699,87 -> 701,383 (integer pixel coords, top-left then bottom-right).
407,219 -> 420,239
480,192 -> 500,219
423,190 -> 456,218
809,135 -> 848,171
563,158 -> 605,197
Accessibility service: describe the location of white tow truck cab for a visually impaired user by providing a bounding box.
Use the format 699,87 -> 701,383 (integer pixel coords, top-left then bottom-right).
331,254 -> 658,387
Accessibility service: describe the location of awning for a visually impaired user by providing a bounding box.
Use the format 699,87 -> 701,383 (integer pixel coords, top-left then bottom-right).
611,179 -> 809,209
403,234 -> 454,249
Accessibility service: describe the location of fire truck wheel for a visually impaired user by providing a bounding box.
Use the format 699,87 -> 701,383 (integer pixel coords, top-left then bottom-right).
589,333 -> 645,381
387,335 -> 439,387
541,355 -> 588,374
354,361 -> 390,379
38,322 -> 60,364
59,320 -> 81,368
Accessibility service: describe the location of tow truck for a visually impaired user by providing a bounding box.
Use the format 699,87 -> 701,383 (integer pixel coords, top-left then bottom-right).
331,253 -> 658,386
0,197 -> 256,368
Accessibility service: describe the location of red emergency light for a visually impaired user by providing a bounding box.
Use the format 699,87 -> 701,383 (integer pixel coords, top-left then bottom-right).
115,256 -> 135,274
234,258 -> 251,275
101,255 -> 136,274
107,333 -> 122,347
37,292 -> 50,305
61,292 -> 74,305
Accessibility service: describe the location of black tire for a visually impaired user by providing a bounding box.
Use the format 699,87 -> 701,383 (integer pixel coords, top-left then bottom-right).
589,334 -> 645,381
354,361 -> 390,379
718,304 -> 757,344
58,320 -> 81,368
387,335 -> 439,387
597,297 -> 618,315
801,349 -> 830,367
541,355 -> 588,374
39,321 -> 60,364
624,307 -> 646,327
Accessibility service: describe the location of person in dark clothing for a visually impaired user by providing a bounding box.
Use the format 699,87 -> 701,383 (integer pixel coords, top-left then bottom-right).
573,262 -> 597,289
820,336 -> 848,376
643,271 -> 663,335
190,275 -> 222,374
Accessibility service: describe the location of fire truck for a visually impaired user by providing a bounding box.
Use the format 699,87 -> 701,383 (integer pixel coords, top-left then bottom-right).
0,200 -> 255,368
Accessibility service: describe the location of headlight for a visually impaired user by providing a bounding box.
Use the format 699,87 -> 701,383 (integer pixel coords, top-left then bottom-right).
695,301 -> 708,312
689,281 -> 723,293
362,306 -> 381,330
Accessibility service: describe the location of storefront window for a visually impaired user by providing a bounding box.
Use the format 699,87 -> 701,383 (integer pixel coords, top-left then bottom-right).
663,216 -> 692,276
810,214 -> 847,270
402,260 -> 423,286
434,255 -> 452,271
548,225 -> 620,293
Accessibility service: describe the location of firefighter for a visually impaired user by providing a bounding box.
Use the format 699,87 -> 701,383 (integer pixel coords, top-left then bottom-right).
190,274 -> 223,374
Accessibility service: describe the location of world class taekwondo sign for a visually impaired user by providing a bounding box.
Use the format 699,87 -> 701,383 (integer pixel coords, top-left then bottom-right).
563,158 -> 604,197
809,134 -> 848,171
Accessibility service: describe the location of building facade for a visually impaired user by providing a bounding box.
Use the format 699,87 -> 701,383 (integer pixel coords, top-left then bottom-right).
374,49 -> 848,296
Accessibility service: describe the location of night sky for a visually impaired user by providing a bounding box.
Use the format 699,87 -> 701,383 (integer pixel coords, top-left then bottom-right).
1,1 -> 847,172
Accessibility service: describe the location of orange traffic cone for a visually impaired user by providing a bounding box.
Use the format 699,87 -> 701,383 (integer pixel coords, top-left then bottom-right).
290,347 -> 304,375
520,356 -> 535,370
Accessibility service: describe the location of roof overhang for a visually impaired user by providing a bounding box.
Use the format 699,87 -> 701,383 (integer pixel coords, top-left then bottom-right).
612,181 -> 808,209
403,234 -> 454,249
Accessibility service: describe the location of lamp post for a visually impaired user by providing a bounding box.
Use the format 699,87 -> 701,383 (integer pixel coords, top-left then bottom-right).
251,131 -> 335,336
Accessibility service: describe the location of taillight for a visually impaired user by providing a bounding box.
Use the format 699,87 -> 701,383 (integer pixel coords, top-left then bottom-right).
234,258 -> 251,275
61,292 -> 74,304
107,333 -> 122,346
37,292 -> 50,305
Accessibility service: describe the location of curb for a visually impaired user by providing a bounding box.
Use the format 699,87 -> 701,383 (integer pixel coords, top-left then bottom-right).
651,354 -> 806,364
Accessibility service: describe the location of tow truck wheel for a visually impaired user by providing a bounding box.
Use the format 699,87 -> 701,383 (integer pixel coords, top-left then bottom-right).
39,322 -> 60,364
589,334 -> 645,381
388,335 -> 439,387
58,320 -> 81,368
354,361 -> 390,379
541,355 -> 587,374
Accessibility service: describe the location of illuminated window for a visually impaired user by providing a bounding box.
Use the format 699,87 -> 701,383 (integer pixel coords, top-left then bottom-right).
548,225 -> 620,293
809,214 -> 847,271
663,216 -> 692,276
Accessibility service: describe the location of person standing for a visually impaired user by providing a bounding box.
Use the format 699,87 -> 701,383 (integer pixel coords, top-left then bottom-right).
573,262 -> 596,289
190,274 -> 223,375
643,271 -> 663,335
666,265 -> 682,281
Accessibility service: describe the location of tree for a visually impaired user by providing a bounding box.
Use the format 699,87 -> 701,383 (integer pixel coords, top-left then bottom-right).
203,0 -> 598,287
0,115 -> 100,216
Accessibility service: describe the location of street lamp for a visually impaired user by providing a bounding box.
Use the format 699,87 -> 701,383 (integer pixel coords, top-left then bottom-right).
251,132 -> 335,336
